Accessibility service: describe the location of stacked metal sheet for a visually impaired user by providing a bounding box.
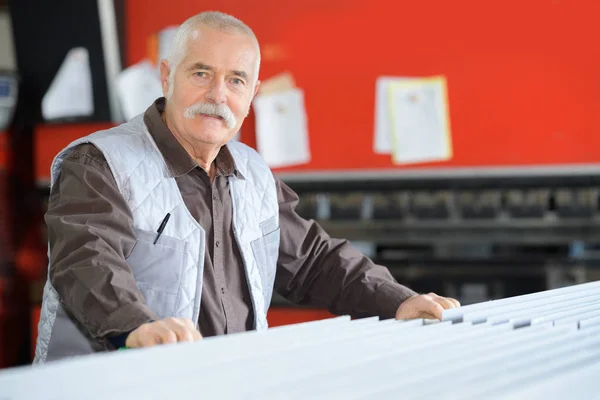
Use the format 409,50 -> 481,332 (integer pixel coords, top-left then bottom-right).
1,281 -> 600,399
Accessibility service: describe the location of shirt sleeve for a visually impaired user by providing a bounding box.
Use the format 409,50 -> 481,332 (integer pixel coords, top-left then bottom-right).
46,143 -> 158,340
274,177 -> 417,319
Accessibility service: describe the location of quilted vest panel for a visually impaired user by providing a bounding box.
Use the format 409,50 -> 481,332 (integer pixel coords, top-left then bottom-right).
34,114 -> 279,363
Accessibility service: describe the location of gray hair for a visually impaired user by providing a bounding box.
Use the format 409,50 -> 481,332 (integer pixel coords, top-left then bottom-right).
166,11 -> 261,99
183,101 -> 237,129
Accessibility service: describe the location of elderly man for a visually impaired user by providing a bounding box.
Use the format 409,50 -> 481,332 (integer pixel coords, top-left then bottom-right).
34,11 -> 459,363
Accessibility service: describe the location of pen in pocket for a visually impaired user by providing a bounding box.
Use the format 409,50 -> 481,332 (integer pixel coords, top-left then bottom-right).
153,213 -> 171,245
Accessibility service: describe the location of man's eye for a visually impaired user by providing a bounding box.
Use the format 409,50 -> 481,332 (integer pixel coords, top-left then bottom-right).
194,72 -> 207,77
231,78 -> 244,85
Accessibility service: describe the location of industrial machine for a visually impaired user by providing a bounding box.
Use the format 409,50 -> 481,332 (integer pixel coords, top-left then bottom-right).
279,169 -> 600,306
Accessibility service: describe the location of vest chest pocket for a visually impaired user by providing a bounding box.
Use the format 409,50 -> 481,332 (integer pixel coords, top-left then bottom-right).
126,228 -> 187,319
250,228 -> 280,301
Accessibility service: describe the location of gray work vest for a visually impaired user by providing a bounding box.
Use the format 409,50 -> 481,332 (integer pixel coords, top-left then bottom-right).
34,114 -> 280,363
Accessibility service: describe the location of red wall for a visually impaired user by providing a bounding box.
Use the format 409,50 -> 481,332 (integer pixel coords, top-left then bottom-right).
0,134 -> 8,171
127,0 -> 600,173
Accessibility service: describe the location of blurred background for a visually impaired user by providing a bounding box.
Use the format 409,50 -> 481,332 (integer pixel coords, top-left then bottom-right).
1,0 -> 600,368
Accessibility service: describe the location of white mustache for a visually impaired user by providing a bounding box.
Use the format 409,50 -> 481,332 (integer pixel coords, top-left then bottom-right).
183,102 -> 237,129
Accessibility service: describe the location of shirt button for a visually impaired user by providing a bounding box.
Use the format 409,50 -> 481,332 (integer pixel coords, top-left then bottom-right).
221,287 -> 225,295
216,241 -> 220,247
213,194 -> 218,200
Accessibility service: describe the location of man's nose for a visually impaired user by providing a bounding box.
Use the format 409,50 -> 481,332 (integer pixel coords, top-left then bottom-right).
205,78 -> 227,104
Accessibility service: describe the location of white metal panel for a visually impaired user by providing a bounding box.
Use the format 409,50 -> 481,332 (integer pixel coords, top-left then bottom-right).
442,280 -> 600,322
1,281 -> 599,400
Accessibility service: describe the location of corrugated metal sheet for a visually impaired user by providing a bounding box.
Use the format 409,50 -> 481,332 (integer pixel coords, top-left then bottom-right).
1,281 -> 599,399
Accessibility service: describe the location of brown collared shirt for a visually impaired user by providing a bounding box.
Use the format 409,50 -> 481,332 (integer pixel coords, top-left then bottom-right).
45,98 -> 417,341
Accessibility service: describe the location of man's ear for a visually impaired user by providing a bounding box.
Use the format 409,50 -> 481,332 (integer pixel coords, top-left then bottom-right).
252,80 -> 261,100
246,80 -> 261,117
159,59 -> 171,98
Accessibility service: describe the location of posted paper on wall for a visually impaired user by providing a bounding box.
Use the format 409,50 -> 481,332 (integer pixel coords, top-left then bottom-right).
116,60 -> 164,121
253,88 -> 310,168
373,76 -> 410,154
42,47 -> 94,121
388,76 -> 452,164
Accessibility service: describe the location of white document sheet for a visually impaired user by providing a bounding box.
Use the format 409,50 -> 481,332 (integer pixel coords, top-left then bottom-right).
253,88 -> 311,168
388,76 -> 452,164
373,76 -> 409,154
42,47 -> 94,121
116,60 -> 164,121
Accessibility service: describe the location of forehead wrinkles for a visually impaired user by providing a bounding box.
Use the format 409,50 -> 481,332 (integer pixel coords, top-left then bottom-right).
182,32 -> 258,74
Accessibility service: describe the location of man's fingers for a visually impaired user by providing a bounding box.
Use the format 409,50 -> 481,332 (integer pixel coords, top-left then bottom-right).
154,322 -> 178,344
172,318 -> 201,342
424,299 -> 445,320
128,324 -> 159,348
429,293 -> 456,310
173,325 -> 194,342
449,297 -> 461,308
125,333 -> 141,348
139,332 -> 160,347
191,329 -> 203,341
396,293 -> 461,322
441,295 -> 461,309
166,318 -> 195,342
125,318 -> 202,348
416,310 -> 439,320
183,318 -> 196,331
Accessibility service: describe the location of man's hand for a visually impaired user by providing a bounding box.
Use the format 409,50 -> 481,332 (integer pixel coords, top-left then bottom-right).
395,293 -> 460,321
125,318 -> 202,348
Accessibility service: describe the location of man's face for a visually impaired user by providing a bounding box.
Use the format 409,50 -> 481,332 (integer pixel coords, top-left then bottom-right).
161,26 -> 260,147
